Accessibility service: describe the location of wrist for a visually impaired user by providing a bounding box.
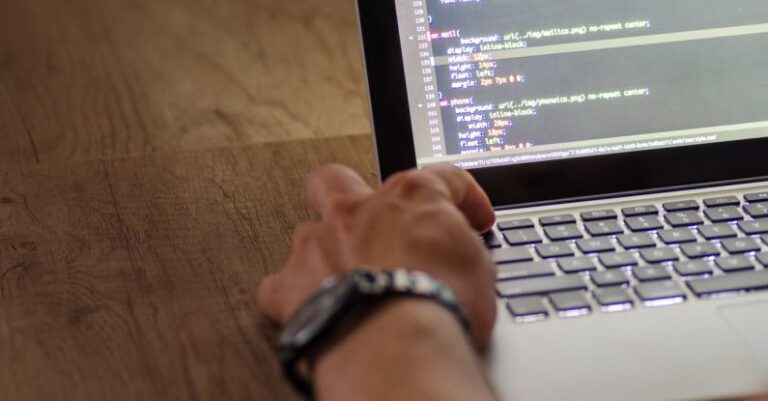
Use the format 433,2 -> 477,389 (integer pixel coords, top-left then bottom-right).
314,299 -> 496,401
315,298 -> 465,373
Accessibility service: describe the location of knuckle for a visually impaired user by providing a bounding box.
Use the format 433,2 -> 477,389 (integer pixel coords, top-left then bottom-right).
324,195 -> 360,218
291,222 -> 317,248
386,170 -> 442,199
412,203 -> 454,223
407,207 -> 461,243
256,274 -> 284,321
406,205 -> 486,256
415,203 -> 464,228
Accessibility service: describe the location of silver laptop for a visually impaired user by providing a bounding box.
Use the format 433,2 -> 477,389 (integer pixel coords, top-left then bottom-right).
355,1 -> 768,400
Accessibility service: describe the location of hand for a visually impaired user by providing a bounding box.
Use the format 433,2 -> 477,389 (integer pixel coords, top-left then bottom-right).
257,163 -> 497,345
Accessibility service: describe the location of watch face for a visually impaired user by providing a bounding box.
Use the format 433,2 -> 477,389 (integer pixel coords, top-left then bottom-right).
280,275 -> 358,348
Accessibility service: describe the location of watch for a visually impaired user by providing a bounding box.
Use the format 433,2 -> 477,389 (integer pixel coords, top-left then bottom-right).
278,268 -> 471,399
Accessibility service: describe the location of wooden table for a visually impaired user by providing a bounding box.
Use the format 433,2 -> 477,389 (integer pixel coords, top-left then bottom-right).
0,1 -> 376,399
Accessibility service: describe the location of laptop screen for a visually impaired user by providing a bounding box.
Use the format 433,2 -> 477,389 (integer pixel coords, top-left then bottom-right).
395,0 -> 768,170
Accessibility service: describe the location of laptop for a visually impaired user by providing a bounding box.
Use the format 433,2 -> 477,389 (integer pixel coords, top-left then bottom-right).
354,1 -> 768,400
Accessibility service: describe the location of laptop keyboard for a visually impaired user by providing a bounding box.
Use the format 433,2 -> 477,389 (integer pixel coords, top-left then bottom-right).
487,191 -> 768,322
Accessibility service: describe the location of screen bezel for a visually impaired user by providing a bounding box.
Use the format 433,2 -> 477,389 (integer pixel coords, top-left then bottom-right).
356,0 -> 768,208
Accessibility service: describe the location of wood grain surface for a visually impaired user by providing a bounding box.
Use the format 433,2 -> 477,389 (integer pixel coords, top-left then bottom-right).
0,0 -> 370,165
0,0 -> 376,399
0,135 -> 377,401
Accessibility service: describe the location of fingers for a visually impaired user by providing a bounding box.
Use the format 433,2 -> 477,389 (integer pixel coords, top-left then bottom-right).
307,164 -> 374,218
307,164 -> 493,232
256,274 -> 284,323
257,221 -> 322,324
420,164 -> 495,232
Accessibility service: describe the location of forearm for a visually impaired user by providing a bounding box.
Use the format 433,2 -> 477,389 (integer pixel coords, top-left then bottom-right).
314,299 -> 498,401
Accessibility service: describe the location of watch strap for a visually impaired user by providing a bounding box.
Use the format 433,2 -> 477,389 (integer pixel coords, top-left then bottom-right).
279,268 -> 471,399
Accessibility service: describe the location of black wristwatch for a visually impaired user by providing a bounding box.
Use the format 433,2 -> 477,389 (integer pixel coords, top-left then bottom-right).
278,268 -> 471,399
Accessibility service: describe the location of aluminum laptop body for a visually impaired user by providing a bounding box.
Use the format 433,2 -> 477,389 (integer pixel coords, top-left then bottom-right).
355,1 -> 768,400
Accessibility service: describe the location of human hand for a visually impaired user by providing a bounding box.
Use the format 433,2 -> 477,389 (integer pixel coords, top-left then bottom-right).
257,163 -> 497,345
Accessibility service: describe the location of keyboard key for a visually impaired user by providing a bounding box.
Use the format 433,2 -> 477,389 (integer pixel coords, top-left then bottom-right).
549,291 -> 591,312
558,256 -> 597,273
543,224 -> 583,241
496,275 -> 587,298
491,246 -> 534,264
674,260 -> 713,276
539,214 -> 576,226
698,223 -> 738,240
617,233 -> 656,249
625,216 -> 664,232
744,203 -> 768,219
502,229 -> 543,246
680,242 -> 720,258
535,242 -> 575,259
658,228 -> 697,244
738,218 -> 768,235
576,237 -> 615,254
688,270 -> 768,297
591,270 -> 630,287
633,265 -> 672,281
665,211 -> 704,227
639,247 -> 679,264
584,220 -> 624,236
703,196 -> 740,208
744,191 -> 768,203
635,281 -> 687,302
756,252 -> 768,266
721,237 -> 761,254
498,261 -> 555,281
622,205 -> 658,216
714,255 -> 755,273
704,206 -> 744,223
483,231 -> 502,248
581,209 -> 617,221
497,218 -> 534,230
593,287 -> 634,307
598,251 -> 638,268
663,200 -> 699,212
507,296 -> 548,318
